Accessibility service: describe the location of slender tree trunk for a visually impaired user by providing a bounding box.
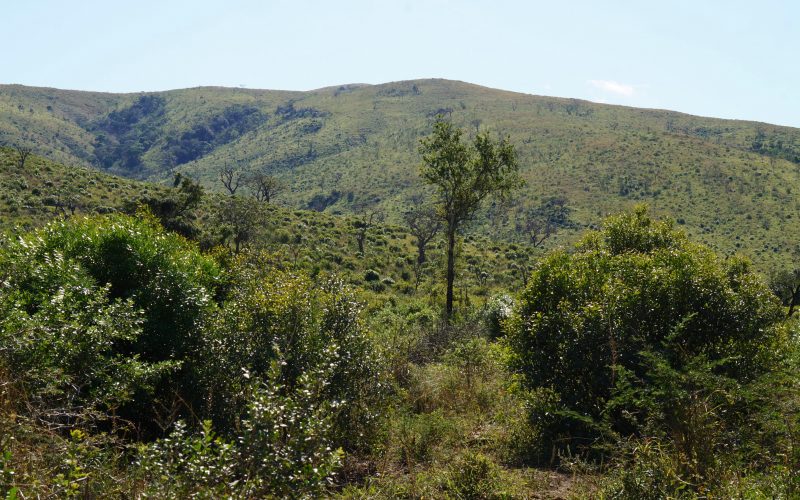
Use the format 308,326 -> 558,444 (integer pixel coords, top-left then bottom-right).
446,227 -> 456,319
417,243 -> 426,265
357,233 -> 365,254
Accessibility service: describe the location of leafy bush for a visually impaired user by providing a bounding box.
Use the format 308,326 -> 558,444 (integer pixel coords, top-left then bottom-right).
441,451 -> 502,499
507,207 -> 788,460
139,362 -> 343,498
200,254 -> 386,450
0,214 -> 220,430
483,293 -> 513,339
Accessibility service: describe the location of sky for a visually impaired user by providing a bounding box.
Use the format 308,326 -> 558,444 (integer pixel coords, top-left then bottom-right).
2,0 -> 798,127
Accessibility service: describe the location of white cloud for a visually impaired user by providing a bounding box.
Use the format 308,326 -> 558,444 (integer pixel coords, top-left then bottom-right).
588,79 -> 636,97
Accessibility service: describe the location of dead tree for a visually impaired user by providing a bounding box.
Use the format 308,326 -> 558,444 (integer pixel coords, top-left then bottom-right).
249,172 -> 284,204
219,165 -> 242,196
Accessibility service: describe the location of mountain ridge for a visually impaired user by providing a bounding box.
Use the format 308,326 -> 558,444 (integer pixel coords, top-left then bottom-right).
1,78 -> 799,272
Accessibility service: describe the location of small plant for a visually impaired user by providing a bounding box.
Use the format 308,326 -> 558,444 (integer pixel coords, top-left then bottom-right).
442,452 -> 502,499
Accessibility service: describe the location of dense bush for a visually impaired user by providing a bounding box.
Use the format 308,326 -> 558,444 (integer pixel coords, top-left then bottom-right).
139,364 -> 342,498
199,252 -> 387,450
0,213 -> 220,428
508,207 -> 789,462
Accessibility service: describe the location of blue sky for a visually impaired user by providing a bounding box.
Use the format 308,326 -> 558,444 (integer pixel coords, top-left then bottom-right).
3,0 -> 798,127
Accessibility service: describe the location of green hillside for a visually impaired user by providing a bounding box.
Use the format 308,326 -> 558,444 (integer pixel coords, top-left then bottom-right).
2,79 -> 799,272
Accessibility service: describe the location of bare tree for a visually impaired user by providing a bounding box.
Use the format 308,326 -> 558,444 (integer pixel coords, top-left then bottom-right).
219,165 -> 242,196
13,144 -> 32,170
352,207 -> 384,255
249,172 -> 285,204
404,204 -> 442,264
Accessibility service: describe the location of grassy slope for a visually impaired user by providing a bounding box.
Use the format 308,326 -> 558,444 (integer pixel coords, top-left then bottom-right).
1,79 -> 799,273
0,147 -> 528,304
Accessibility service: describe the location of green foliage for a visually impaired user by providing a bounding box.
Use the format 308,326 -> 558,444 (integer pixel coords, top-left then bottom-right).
396,410 -> 458,468
0,229 -> 167,424
138,420 -> 237,498
139,363 -> 344,498
31,213 -> 221,363
420,118 -> 521,316
441,451 -> 502,500
483,293 -> 513,339
4,80 -> 800,274
200,255 -> 386,450
0,213 -> 220,430
508,207 -> 787,459
236,363 -> 344,498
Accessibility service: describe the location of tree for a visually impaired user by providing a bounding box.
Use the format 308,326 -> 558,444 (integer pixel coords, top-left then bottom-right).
219,165 -> 242,196
770,268 -> 800,317
403,203 -> 442,264
132,173 -> 204,238
515,196 -> 573,248
51,187 -> 81,216
352,206 -> 383,255
248,171 -> 284,204
13,144 -> 32,170
218,196 -> 262,254
419,118 -> 521,318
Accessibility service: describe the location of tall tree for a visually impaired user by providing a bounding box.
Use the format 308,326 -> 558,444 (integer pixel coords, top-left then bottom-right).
419,118 -> 522,318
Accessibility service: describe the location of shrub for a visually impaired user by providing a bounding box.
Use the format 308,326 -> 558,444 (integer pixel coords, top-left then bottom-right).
0,213 -> 220,431
441,452 -> 502,499
483,293 -> 513,339
200,254 -> 386,451
139,362 -> 343,498
507,207 -> 787,460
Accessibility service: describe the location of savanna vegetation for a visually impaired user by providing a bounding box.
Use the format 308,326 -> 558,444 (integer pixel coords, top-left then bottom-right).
1,111 -> 799,499
2,79 -> 800,273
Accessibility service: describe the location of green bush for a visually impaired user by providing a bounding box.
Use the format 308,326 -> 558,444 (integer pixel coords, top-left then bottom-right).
0,218 -> 206,424
200,254 -> 386,450
441,451 -> 502,499
0,213 -> 220,430
23,212 -> 221,362
139,362 -> 343,498
507,207 -> 788,460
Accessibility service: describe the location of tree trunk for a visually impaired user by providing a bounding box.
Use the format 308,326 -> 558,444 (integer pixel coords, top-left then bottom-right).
357,233 -> 365,254
445,227 -> 456,319
417,243 -> 426,265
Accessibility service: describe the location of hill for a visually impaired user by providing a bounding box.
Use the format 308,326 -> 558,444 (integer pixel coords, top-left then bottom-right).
0,147 -> 530,300
1,79 -> 799,272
